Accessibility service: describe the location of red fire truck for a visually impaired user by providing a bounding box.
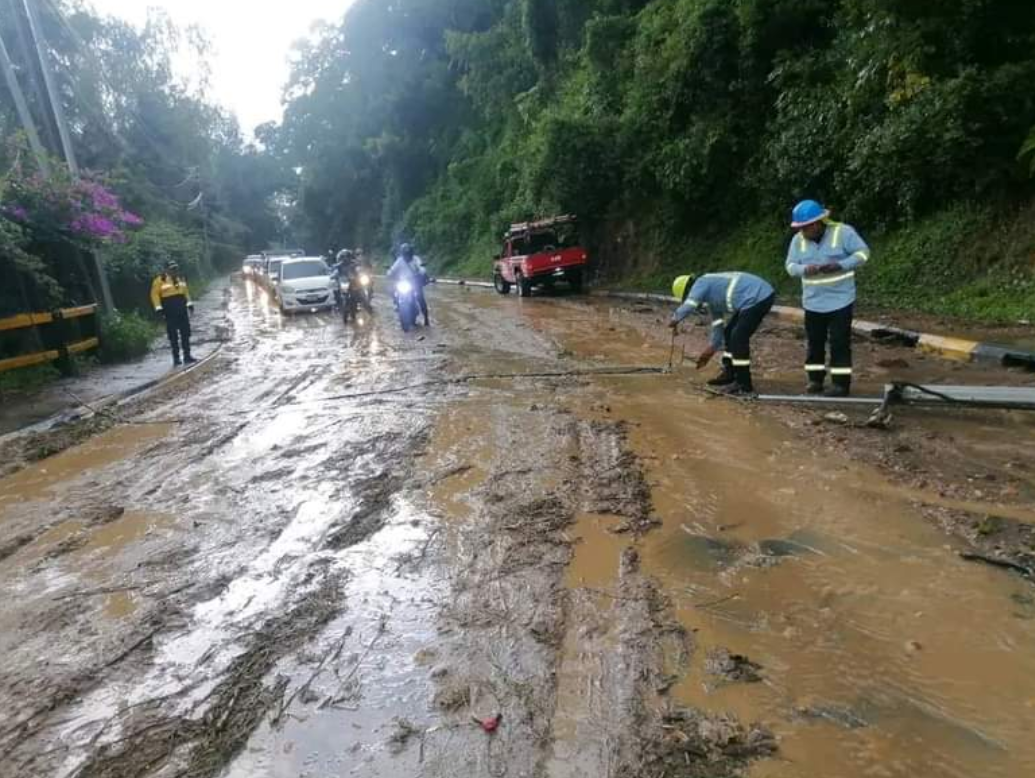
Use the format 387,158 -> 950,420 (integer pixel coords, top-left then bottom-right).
492,215 -> 589,297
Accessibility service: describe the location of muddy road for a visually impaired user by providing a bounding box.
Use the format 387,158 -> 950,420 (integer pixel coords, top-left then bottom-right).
1,278 -> 1034,778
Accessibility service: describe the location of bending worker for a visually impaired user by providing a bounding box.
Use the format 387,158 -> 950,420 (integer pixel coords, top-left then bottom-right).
669,271 -> 776,396
785,200 -> 870,397
150,261 -> 195,367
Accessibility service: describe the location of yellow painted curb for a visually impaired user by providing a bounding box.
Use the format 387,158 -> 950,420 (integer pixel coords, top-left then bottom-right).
916,334 -> 979,362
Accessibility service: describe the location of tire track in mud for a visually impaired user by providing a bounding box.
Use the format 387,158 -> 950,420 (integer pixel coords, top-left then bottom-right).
417,407 -> 773,777
73,575 -> 345,778
0,289 -> 446,777
13,414 -> 436,778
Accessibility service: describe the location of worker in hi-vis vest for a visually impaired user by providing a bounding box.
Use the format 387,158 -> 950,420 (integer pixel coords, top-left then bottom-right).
669,271 -> 776,397
785,200 -> 870,398
150,261 -> 195,367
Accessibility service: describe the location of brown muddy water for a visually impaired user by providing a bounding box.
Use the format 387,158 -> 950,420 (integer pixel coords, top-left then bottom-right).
1,281 -> 1033,778
514,292 -> 1035,778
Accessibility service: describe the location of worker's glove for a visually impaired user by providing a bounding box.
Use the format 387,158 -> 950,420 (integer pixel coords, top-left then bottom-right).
187,302 -> 195,316
155,307 -> 164,319
695,348 -> 716,370
668,320 -> 680,332
821,262 -> 843,274
804,264 -> 825,277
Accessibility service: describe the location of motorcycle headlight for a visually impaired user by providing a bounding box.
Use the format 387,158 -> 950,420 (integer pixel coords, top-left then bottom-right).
397,280 -> 413,294
340,281 -> 349,291
359,274 -> 370,286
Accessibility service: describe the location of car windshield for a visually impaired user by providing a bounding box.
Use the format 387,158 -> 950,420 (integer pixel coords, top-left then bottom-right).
281,261 -> 328,280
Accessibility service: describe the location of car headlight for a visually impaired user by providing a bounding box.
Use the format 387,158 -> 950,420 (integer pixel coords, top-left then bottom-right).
359,274 -> 370,286
397,280 -> 413,294
280,285 -> 295,295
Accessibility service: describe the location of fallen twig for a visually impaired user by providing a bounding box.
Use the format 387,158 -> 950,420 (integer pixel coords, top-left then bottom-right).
693,592 -> 741,609
319,615 -> 388,708
959,551 -> 1034,578
52,584 -> 143,601
271,626 -> 353,727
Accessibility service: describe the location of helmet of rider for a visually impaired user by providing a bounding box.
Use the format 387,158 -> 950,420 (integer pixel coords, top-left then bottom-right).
336,249 -> 354,262
399,243 -> 414,260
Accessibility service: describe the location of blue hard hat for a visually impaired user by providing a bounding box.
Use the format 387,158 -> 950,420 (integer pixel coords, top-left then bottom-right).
790,200 -> 830,228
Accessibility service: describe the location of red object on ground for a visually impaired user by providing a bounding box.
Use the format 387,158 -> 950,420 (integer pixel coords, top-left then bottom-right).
474,713 -> 503,733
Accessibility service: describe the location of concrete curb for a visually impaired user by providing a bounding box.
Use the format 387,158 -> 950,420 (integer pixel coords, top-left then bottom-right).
0,344 -> 225,444
435,277 -> 1035,370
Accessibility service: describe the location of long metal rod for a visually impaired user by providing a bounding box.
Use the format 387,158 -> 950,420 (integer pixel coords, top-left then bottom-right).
0,29 -> 50,176
755,394 -> 884,406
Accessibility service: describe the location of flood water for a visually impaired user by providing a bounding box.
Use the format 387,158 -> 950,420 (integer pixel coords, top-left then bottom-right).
516,292 -> 1035,778
2,280 -> 1033,778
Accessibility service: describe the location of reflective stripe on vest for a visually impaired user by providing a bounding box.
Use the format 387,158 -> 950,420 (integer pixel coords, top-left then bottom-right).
725,273 -> 741,311
803,271 -> 855,286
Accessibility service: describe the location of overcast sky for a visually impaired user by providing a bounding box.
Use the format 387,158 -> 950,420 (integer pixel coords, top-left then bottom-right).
88,0 -> 353,133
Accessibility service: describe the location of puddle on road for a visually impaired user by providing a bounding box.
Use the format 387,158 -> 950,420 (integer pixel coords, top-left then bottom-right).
0,424 -> 171,519
565,513 -> 630,589
549,512 -> 629,777
592,382 -> 1035,778
514,299 -> 1035,778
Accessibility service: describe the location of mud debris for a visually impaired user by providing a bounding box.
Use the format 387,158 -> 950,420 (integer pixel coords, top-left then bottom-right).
705,648 -> 764,684
571,419 -> 657,533
74,575 -> 344,778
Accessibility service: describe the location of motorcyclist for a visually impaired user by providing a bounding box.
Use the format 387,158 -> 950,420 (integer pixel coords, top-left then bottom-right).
331,249 -> 356,309
388,243 -> 430,326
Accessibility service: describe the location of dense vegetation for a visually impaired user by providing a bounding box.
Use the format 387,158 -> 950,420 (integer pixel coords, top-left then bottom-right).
5,0 -> 1035,326
272,0 -> 1035,321
0,0 -> 289,318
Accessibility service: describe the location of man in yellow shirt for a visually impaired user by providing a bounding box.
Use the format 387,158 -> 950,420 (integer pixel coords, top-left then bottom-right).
149,262 -> 195,366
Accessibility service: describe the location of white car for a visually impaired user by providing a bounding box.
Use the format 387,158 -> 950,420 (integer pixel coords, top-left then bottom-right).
275,257 -> 335,313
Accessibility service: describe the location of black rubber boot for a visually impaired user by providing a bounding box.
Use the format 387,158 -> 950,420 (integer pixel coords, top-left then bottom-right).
720,365 -> 754,396
806,381 -> 825,395
825,383 -> 850,398
707,368 -> 736,387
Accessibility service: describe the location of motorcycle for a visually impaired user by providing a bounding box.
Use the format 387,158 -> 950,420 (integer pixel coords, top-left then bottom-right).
395,278 -> 420,332
339,270 -> 374,325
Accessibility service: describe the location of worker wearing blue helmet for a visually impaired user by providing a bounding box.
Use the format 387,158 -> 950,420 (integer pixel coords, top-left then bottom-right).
785,200 -> 871,397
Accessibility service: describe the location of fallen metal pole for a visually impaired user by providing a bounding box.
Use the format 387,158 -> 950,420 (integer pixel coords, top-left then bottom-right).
755,394 -> 884,406
756,384 -> 1035,412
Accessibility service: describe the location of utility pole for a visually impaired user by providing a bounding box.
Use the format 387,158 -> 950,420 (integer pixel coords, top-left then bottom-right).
22,0 -> 76,174
22,0 -> 115,313
0,29 -> 51,176
8,0 -> 60,155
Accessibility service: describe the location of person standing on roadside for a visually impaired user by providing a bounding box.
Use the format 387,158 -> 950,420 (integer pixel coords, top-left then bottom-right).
150,261 -> 195,367
785,200 -> 871,397
669,271 -> 776,397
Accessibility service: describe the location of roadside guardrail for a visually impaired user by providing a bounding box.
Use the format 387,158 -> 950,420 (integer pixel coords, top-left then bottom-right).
0,304 -> 101,376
